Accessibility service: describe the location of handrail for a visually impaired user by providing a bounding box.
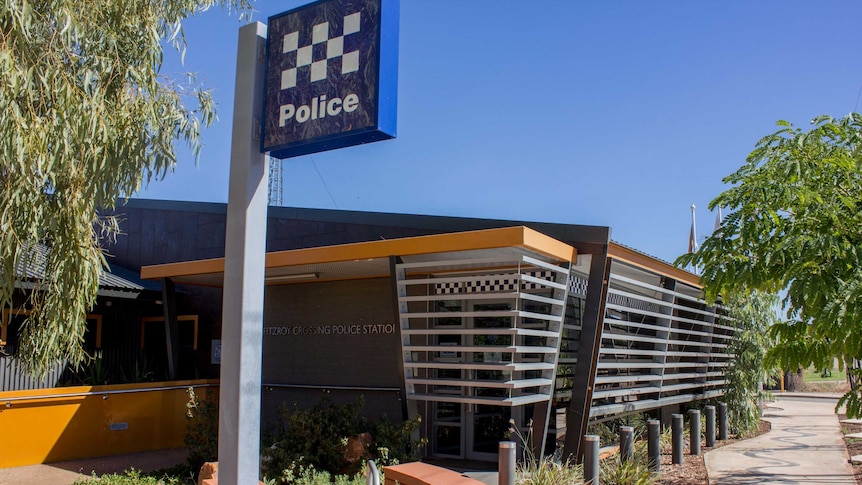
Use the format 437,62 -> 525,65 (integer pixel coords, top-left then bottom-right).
263,383 -> 399,392
1,382 -> 217,404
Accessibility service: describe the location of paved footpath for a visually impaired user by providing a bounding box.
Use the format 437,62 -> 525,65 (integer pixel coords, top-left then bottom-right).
705,394 -> 856,484
0,448 -> 186,485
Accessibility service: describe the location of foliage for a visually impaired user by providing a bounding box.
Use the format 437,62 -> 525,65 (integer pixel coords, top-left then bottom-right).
74,350 -> 111,385
0,0 -> 251,378
121,354 -> 157,384
722,292 -> 777,436
72,468 -> 191,485
508,417 -> 585,485
516,454 -> 584,485
676,113 -> 862,415
512,416 -> 656,485
279,463 -> 371,485
588,413 -> 649,446
599,457 -> 656,485
184,387 -> 219,474
261,396 -> 425,484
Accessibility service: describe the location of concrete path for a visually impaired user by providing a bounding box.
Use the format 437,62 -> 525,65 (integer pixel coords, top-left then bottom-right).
705,395 -> 856,484
0,448 -> 187,485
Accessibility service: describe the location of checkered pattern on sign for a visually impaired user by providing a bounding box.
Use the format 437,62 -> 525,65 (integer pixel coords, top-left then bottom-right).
281,11 -> 361,90
434,271 -> 556,295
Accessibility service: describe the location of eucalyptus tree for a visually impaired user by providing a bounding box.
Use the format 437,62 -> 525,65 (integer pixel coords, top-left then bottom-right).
0,0 -> 250,377
677,113 -> 862,414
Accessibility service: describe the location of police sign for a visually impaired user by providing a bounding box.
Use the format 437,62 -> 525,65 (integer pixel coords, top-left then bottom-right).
262,0 -> 399,159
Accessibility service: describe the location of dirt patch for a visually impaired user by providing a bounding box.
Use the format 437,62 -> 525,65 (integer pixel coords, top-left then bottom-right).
838,414 -> 862,485
658,420 -> 771,485
806,381 -> 851,393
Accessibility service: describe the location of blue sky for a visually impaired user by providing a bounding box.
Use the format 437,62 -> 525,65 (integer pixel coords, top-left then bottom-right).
140,1 -> 862,263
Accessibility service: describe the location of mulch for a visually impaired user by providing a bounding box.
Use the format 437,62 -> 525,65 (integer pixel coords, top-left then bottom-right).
658,420 -> 771,485
838,414 -> 862,485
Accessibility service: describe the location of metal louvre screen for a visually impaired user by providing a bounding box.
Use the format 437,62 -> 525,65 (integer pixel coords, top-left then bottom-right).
395,255 -> 570,407
589,260 -> 731,419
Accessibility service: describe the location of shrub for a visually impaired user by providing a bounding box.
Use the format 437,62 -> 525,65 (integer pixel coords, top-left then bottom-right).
600,457 -> 656,485
280,463 -> 371,485
516,455 -> 584,485
184,387 -> 219,474
261,396 -> 424,484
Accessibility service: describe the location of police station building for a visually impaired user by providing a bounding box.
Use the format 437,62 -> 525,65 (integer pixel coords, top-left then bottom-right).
106,199 -> 730,461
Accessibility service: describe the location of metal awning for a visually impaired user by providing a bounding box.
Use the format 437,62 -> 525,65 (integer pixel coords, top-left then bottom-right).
140,226 -> 577,286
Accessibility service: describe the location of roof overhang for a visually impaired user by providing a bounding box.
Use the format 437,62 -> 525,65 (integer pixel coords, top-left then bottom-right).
608,242 -> 700,288
140,226 -> 577,287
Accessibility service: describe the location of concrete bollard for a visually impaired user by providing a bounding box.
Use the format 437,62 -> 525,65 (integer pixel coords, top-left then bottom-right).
672,413 -> 684,465
718,402 -> 728,440
498,441 -> 516,485
688,409 -> 701,456
584,435 -> 600,485
705,405 -> 716,448
647,419 -> 661,473
619,426 -> 634,463
366,460 -> 380,485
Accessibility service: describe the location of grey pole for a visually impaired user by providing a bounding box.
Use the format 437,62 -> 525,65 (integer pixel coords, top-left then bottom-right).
688,409 -> 701,456
705,405 -> 716,448
718,402 -> 729,440
366,460 -> 380,485
498,441 -> 516,485
647,419 -> 661,473
219,21 -> 269,485
671,414 -> 683,465
583,435 -> 600,485
619,426 -> 634,463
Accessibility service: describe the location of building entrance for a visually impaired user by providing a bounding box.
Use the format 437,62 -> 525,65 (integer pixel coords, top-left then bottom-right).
431,402 -> 513,461
428,300 -> 518,461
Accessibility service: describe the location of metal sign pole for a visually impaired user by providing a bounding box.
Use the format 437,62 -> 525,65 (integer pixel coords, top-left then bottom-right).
219,21 -> 269,485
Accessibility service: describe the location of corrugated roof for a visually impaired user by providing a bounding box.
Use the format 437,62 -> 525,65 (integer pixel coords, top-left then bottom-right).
15,244 -> 145,296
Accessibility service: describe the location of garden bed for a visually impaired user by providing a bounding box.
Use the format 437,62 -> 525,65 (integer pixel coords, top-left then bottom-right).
838,414 -> 862,485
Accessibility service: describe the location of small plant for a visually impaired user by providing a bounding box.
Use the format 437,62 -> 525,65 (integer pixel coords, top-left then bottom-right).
517,455 -> 585,485
74,350 -> 111,385
280,463 -> 370,485
600,457 -> 656,485
508,418 -> 585,485
121,354 -> 156,384
184,387 -> 219,474
71,468 -> 189,485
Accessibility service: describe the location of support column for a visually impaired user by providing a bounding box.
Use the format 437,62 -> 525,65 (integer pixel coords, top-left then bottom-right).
161,277 -> 179,380
563,251 -> 611,461
218,21 -> 269,485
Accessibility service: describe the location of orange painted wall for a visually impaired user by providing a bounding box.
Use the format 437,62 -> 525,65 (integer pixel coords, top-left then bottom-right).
0,380 -> 217,468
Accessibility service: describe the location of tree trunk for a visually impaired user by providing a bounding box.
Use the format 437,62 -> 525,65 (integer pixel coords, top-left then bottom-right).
784,368 -> 805,391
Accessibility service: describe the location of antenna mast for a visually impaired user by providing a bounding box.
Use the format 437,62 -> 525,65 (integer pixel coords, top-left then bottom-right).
267,155 -> 283,206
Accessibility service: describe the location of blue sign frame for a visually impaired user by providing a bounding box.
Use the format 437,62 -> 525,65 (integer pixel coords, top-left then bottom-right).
261,0 -> 399,159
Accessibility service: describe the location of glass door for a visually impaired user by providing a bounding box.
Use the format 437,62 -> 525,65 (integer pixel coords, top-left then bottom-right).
432,401 -> 464,457
466,301 -> 515,461
466,398 -> 513,461
431,299 -> 465,457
